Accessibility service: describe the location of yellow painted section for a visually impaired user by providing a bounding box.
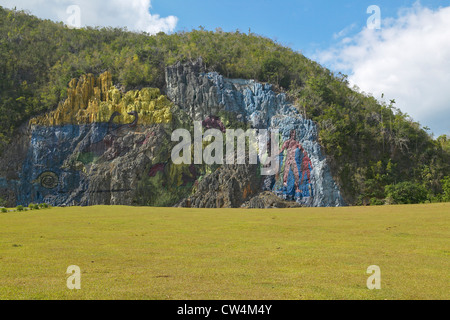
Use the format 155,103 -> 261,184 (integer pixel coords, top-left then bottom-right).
30,72 -> 172,126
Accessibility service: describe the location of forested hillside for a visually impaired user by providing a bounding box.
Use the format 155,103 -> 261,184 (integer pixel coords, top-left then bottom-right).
1,6 -> 449,205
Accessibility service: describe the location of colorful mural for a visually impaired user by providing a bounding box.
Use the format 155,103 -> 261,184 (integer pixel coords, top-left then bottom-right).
0,64 -> 344,208
273,130 -> 314,202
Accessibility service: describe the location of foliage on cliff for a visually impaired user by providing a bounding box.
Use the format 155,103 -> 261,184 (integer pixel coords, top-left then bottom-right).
1,6 -> 449,204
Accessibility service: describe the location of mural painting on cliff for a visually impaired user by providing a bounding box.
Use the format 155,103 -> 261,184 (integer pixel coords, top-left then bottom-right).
0,71 -> 197,207
0,61 -> 344,208
21,114 -> 143,206
268,130 -> 314,202
166,60 -> 344,207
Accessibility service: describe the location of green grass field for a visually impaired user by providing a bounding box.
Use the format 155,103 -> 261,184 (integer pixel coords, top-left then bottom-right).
0,203 -> 449,300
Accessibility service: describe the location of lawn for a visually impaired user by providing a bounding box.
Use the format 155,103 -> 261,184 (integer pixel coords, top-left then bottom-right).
0,203 -> 449,300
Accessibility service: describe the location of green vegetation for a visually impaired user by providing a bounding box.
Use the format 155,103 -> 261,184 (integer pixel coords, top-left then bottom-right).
6,203 -> 51,213
0,6 -> 449,205
28,203 -> 39,210
385,182 -> 428,205
0,197 -> 6,207
0,204 -> 448,300
441,176 -> 450,202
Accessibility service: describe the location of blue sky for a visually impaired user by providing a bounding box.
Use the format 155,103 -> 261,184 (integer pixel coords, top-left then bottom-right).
151,0 -> 450,57
1,0 -> 449,136
155,0 -> 450,136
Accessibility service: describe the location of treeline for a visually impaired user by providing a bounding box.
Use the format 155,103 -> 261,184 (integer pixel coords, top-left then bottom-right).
296,77 -> 450,205
0,6 -> 449,205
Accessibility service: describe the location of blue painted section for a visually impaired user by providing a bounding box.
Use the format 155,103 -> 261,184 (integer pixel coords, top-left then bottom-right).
0,177 -> 7,188
4,123 -> 109,206
273,147 -> 314,202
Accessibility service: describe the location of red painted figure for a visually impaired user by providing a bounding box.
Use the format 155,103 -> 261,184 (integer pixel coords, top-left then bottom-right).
301,151 -> 312,185
279,130 -> 304,193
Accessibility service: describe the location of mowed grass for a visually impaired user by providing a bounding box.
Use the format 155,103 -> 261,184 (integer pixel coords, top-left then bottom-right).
0,203 -> 449,300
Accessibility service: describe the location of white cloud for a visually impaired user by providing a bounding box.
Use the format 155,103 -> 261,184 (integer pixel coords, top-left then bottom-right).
316,3 -> 450,136
333,23 -> 357,40
0,0 -> 178,34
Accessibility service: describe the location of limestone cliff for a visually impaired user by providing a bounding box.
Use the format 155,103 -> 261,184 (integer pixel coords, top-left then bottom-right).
167,60 -> 344,207
0,61 -> 345,208
0,72 -> 186,207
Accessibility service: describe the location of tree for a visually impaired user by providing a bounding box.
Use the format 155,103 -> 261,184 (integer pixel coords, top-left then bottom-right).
441,176 -> 450,202
385,182 -> 428,205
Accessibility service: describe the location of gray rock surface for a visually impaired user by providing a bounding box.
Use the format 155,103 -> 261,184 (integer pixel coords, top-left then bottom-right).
242,192 -> 302,209
178,163 -> 261,208
1,60 -> 345,208
167,60 -> 345,207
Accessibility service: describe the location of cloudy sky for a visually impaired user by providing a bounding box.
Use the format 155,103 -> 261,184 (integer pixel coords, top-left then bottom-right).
1,0 -> 449,136
0,0 -> 177,33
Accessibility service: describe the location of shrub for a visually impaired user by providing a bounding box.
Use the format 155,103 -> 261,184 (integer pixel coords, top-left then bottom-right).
441,176 -> 450,202
16,205 -> 24,212
1,208 -> 7,213
370,198 -> 385,206
385,182 -> 428,205
33,204 -> 40,210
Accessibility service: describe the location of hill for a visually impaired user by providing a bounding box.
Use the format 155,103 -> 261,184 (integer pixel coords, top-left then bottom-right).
0,6 -> 449,206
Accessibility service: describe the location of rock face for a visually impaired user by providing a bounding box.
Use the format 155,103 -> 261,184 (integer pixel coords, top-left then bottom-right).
178,163 -> 261,208
0,72 -> 192,207
167,60 -> 344,207
242,192 -> 302,209
0,61 -> 344,208
31,72 -> 172,126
